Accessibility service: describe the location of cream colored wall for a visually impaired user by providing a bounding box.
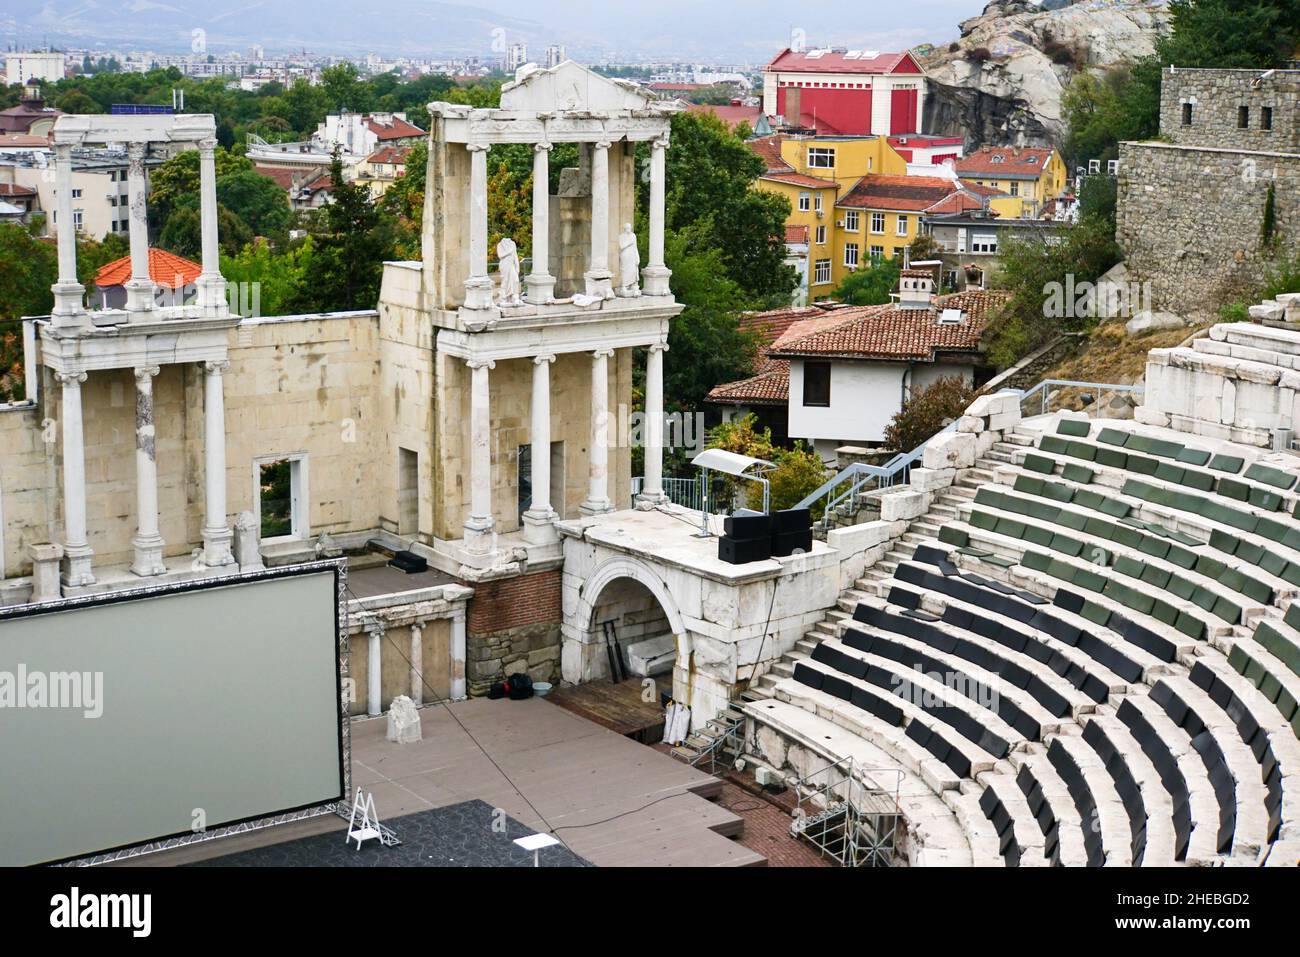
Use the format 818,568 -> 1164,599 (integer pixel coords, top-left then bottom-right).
0,402 -> 52,577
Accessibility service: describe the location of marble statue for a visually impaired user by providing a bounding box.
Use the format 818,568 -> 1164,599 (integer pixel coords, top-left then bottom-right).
496,237 -> 522,304
617,223 -> 641,297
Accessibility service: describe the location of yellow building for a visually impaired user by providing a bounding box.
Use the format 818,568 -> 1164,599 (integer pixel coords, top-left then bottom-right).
955,145 -> 1068,219
353,145 -> 413,199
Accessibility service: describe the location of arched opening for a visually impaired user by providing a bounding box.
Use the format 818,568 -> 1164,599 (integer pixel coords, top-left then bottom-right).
589,576 -> 676,700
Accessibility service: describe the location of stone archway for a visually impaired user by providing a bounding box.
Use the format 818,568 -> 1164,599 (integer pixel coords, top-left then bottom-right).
561,556 -> 692,694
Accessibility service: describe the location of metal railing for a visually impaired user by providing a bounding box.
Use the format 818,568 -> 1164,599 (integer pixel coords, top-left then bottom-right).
1016,378 -> 1144,417
631,475 -> 705,511
796,378 -> 1148,529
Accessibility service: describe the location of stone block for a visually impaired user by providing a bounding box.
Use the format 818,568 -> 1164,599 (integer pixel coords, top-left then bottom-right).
957,415 -> 984,434
1126,310 -> 1185,336
385,695 -> 422,743
908,467 -> 956,492
879,488 -> 929,523
987,407 -> 1021,432
922,430 -> 977,470
975,430 -> 999,456
826,519 -> 896,552
27,542 -> 62,603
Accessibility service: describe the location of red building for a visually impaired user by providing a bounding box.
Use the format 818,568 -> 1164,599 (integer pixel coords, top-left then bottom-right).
762,48 -> 927,136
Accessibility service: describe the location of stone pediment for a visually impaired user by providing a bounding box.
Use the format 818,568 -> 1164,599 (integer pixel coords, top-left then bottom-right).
500,60 -> 659,114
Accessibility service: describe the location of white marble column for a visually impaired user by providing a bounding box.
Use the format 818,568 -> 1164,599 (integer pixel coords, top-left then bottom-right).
202,360 -> 234,566
584,139 -> 614,299
131,366 -> 166,576
642,134 -> 673,296
124,142 -> 154,317
409,623 -> 424,706
367,628 -> 382,716
581,348 -> 615,514
638,341 -> 669,504
522,353 -> 558,543
525,142 -> 555,304
451,609 -> 467,701
463,358 -> 496,550
195,138 -> 227,314
50,142 -> 87,327
463,143 -> 494,310
56,371 -> 94,587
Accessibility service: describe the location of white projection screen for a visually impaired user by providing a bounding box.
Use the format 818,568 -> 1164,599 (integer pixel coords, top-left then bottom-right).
0,564 -> 348,866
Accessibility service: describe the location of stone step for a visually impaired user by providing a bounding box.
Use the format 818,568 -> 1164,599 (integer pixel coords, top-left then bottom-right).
796,637 -> 818,655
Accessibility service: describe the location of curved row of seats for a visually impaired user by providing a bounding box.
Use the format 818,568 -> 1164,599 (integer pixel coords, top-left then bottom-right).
771,414 -> 1300,865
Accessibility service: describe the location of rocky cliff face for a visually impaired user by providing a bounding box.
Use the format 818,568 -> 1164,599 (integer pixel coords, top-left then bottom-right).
917,0 -> 1171,148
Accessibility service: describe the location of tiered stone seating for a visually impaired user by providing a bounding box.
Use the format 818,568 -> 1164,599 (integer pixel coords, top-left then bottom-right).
749,397 -> 1300,866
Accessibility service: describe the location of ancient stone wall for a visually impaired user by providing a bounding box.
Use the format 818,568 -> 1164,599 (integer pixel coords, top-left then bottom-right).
1161,68 -> 1300,153
1117,142 -> 1300,319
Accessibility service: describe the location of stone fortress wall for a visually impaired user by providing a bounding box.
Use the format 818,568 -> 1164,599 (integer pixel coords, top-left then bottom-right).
1118,68 -> 1300,319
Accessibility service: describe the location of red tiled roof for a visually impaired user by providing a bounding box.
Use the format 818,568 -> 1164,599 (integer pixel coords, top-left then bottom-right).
0,183 -> 37,197
748,134 -> 792,172
923,191 -> 988,216
761,170 -> 839,190
686,102 -> 763,130
365,115 -> 425,141
784,224 -> 809,244
956,145 -> 1054,180
0,133 -> 49,148
650,82 -> 704,91
94,249 -> 203,290
765,49 -> 921,76
707,360 -> 790,405
837,173 -> 959,211
768,290 -> 1009,362
367,145 -> 411,165
254,164 -> 298,190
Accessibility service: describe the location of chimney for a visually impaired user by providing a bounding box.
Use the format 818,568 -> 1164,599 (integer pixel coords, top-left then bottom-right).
897,268 -> 935,310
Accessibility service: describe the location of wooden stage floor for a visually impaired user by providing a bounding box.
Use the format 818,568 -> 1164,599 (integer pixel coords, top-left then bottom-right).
122,696 -> 764,868
544,678 -> 672,742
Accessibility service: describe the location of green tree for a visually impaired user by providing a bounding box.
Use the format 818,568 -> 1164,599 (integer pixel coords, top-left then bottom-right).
285,152 -> 395,313
705,414 -> 827,516
221,237 -> 317,318
883,376 -> 976,453
216,169 -> 293,240
832,258 -> 901,305
1160,0 -> 1300,69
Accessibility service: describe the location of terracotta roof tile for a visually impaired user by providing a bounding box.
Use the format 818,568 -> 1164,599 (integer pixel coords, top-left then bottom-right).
707,360 -> 790,405
761,169 -> 839,190
365,115 -> 425,141
837,173 -> 959,211
956,145 -> 1054,180
94,249 -> 203,290
764,49 -> 920,76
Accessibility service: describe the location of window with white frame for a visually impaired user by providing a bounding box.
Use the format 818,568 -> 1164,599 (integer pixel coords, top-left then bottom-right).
971,233 -> 998,254
844,243 -> 859,268
72,210 -> 83,231
871,212 -> 885,234
815,224 -> 826,244
814,194 -> 823,213
254,453 -> 309,541
844,209 -> 860,232
896,215 -> 908,237
798,191 -> 811,212
813,258 -> 832,285
1009,181 -> 1019,196
808,147 -> 836,168
870,245 -> 884,262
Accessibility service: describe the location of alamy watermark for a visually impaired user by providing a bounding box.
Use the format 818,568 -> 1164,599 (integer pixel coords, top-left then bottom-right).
0,665 -> 103,718
890,664 -> 998,711
1043,274 -> 1153,322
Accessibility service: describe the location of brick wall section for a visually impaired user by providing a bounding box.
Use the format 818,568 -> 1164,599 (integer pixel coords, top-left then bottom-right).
467,569 -> 562,634
465,568 -> 563,695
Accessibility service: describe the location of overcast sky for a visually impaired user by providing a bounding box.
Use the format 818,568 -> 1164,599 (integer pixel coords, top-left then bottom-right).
3,0 -> 993,61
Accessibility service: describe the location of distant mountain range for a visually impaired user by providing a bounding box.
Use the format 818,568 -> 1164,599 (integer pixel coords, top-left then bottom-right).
0,0 -> 984,63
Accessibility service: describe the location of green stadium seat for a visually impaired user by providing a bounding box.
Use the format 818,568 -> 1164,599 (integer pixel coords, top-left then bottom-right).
1127,455 -> 1159,476
1024,453 -> 1055,474
1149,439 -> 1184,459
1025,524 -> 1055,547
1244,462 -> 1297,490
1081,602 -> 1111,626
1180,469 -> 1216,493
938,526 -> 968,547
975,487 -> 1002,507
1249,487 -> 1284,511
1112,525 -> 1144,550
1177,447 -> 1212,467
1256,517 -> 1289,543
1217,478 -> 1250,502
1212,596 -> 1242,625
1166,576 -> 1197,602
980,554 -> 1016,568
1166,545 -> 1198,570
1174,612 -> 1205,641
1115,555 -> 1146,579
1014,475 -> 1044,496
1126,435 -> 1154,453
1051,534 -> 1084,557
1098,497 -> 1131,519
970,510 -> 998,531
1048,558 -> 1076,582
1139,564 -> 1171,589
1057,419 -> 1091,437
996,518 -> 1027,539
1097,428 -> 1130,447
1285,605 -> 1300,632
1073,489 -> 1104,511
1062,462 -> 1094,484
1096,446 -> 1128,469
1075,568 -> 1107,593
1163,528 -> 1201,547
1022,550 -> 1052,572
1057,510 -> 1088,531
1042,482 -> 1073,503
1139,537 -> 1171,560
1209,453 -> 1245,474
1040,435 -> 1070,455
1154,462 -> 1184,484
1066,441 -> 1097,461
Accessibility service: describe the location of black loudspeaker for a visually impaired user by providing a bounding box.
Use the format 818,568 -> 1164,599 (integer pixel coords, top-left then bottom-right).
718,534 -> 771,564
724,509 -> 773,539
389,550 -> 428,574
773,507 -> 812,533
771,528 -> 813,557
